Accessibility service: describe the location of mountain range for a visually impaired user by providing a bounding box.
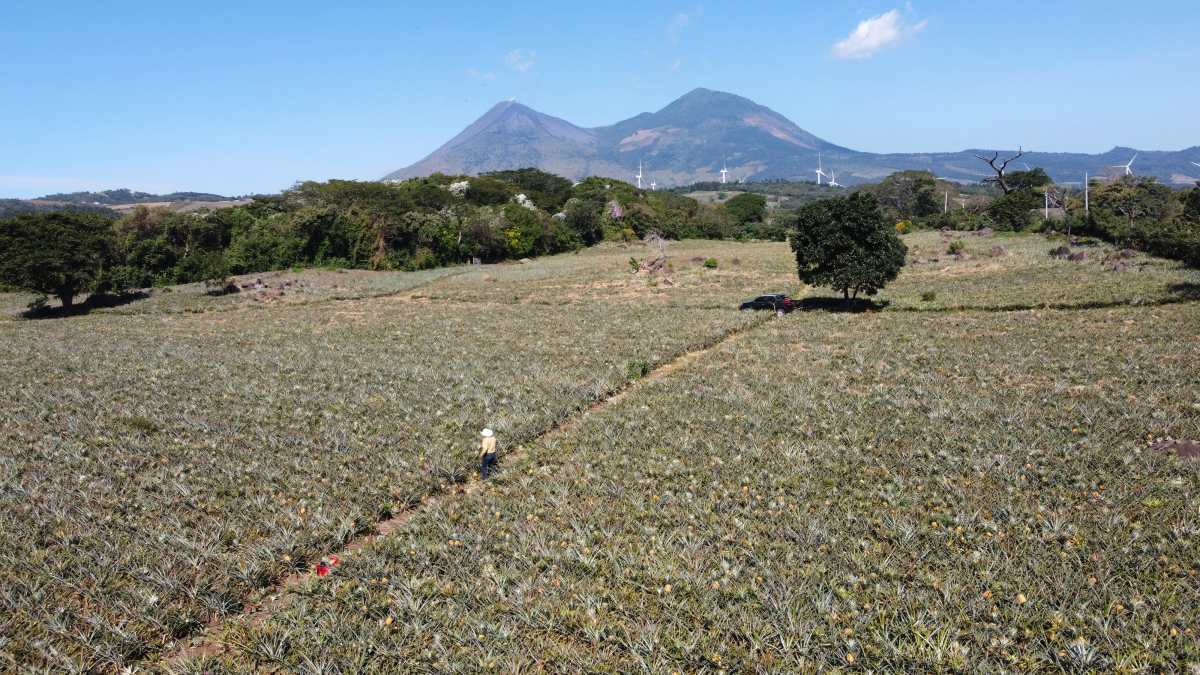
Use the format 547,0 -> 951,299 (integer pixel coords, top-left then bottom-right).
36,189 -> 231,206
0,189 -> 242,220
384,88 -> 1200,188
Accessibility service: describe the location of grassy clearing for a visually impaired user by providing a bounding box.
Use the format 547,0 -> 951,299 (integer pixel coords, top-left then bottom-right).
888,231 -> 1199,311
208,304 -> 1200,672
418,240 -> 802,309
0,266 -> 466,320
111,267 -> 469,316
0,294 -> 756,669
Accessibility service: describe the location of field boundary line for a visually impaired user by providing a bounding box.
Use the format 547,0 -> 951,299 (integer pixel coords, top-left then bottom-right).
888,294 -> 1200,314
156,310 -> 775,669
96,268 -> 472,318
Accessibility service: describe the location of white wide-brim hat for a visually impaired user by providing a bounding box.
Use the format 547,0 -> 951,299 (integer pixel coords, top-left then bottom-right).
481,428 -> 494,437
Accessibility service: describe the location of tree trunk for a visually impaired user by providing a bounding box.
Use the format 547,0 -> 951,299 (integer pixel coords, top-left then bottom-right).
843,288 -> 850,301
58,293 -> 74,310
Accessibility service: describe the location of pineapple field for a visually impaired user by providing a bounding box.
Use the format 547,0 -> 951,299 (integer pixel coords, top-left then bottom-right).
1,233 -> 1198,671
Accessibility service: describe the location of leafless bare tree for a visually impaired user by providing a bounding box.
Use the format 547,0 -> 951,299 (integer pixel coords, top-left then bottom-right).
974,147 -> 1025,194
635,232 -> 672,283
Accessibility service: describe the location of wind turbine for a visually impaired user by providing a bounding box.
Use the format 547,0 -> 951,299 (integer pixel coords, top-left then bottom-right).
814,152 -> 827,185
650,180 -> 657,191
1192,162 -> 1200,169
635,159 -> 644,190
720,159 -> 729,185
1111,153 -> 1137,176
828,171 -> 841,188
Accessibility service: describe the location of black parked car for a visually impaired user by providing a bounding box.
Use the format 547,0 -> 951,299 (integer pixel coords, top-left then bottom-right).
739,294 -> 795,312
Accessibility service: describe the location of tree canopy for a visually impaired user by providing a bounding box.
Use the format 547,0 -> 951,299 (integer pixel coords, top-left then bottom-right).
858,170 -> 941,221
1084,176 -> 1197,266
482,168 -> 574,212
722,192 -> 767,226
3,170 -> 789,308
789,193 -> 907,301
0,212 -> 117,307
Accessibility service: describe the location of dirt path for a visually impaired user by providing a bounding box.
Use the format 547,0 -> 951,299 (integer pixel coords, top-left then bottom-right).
157,312 -> 772,668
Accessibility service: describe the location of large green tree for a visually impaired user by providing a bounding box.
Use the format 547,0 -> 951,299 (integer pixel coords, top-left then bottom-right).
1089,176 -> 1176,241
790,193 -> 907,301
862,170 -> 941,221
0,212 -> 117,308
723,192 -> 767,226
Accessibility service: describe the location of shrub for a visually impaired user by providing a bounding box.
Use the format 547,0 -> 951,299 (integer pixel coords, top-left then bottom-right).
790,193 -> 907,301
178,250 -> 230,286
947,239 -> 965,255
562,198 -> 605,246
626,359 -> 651,379
204,279 -> 240,296
693,207 -> 739,240
703,258 -> 719,269
620,203 -> 661,239
741,219 -> 790,241
1183,185 -> 1200,223
920,290 -> 937,302
227,221 -> 304,274
923,210 -> 992,232
986,189 -> 1039,231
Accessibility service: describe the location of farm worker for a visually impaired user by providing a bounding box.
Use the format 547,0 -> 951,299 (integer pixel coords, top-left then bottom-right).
479,428 -> 498,480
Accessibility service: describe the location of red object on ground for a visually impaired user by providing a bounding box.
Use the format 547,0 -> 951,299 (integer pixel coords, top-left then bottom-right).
329,554 -> 341,566
315,562 -> 330,576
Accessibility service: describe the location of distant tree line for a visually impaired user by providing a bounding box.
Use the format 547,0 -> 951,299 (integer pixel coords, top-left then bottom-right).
37,189 -> 231,205
0,169 -> 790,308
671,179 -> 845,211
1082,176 -> 1200,267
4,167 -> 1196,309
0,199 -> 117,220
852,169 -> 1200,267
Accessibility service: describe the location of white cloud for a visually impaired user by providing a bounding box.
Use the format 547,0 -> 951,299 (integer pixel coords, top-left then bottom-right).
505,48 -> 537,73
831,9 -> 927,60
669,57 -> 684,73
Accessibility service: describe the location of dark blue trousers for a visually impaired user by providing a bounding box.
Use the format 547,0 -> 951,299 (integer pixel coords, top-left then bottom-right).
480,453 -> 497,479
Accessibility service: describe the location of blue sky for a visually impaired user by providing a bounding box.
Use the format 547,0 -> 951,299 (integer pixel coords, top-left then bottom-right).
2,1 -> 1197,197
